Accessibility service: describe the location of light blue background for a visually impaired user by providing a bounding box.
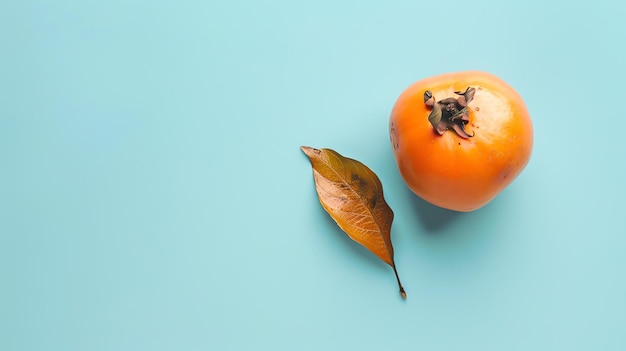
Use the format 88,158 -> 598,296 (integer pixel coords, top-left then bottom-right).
2,0 -> 625,350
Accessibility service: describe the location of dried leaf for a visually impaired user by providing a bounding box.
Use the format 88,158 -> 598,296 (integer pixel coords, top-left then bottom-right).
301,146 -> 406,299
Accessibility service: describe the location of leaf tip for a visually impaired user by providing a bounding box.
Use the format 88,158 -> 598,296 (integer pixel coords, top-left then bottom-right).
300,146 -> 321,158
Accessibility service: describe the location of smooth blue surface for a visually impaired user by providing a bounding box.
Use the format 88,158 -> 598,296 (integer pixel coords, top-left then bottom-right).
2,1 -> 625,350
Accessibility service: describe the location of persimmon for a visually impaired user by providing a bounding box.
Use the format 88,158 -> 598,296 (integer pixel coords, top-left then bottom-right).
389,71 -> 533,212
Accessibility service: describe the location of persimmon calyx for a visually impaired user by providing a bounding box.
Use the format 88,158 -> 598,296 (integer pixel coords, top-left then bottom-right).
424,87 -> 476,139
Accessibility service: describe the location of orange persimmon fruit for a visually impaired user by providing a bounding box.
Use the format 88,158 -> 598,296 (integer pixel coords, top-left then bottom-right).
389,71 -> 533,212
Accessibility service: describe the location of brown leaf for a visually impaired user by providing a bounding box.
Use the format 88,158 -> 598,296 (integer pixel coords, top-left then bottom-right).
301,146 -> 406,299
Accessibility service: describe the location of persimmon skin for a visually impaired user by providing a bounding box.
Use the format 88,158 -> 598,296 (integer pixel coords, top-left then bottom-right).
389,71 -> 533,212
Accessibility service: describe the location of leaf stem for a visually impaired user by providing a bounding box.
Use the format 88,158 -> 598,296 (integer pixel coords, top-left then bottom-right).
392,264 -> 406,299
